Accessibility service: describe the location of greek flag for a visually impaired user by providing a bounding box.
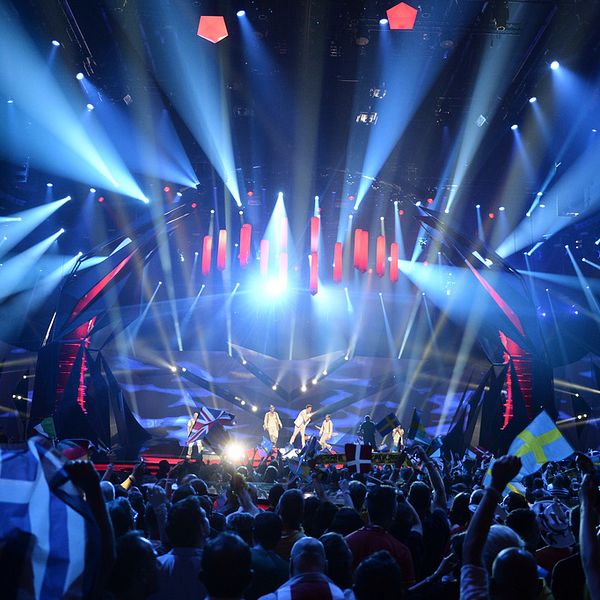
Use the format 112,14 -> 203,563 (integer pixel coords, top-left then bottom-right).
0,436 -> 100,599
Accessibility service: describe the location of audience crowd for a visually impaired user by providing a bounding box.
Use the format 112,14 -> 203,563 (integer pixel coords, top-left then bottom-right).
10,442 -> 600,599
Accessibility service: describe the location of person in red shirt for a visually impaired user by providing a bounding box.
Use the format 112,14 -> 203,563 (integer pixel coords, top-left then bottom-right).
345,485 -> 415,587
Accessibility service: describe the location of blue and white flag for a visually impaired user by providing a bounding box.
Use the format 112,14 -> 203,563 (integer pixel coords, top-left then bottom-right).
0,436 -> 100,599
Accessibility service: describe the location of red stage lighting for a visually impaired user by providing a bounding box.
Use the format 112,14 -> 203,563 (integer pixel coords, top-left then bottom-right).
390,243 -> 399,283
488,212 -> 495,219
239,224 -> 252,268
426,197 -> 433,204
348,195 -> 355,202
163,186 -> 171,193
98,196 -> 105,203
387,2 -> 418,30
191,202 -> 197,209
353,228 -> 362,269
310,216 -> 320,254
310,252 -> 318,295
217,230 -> 227,270
197,16 -> 229,43
202,235 -> 212,275
399,209 -> 405,216
247,190 -> 254,197
376,235 -> 386,278
333,242 -> 343,283
359,230 -> 369,273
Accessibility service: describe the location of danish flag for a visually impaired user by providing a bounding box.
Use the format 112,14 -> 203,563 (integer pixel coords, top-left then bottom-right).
345,443 -> 372,473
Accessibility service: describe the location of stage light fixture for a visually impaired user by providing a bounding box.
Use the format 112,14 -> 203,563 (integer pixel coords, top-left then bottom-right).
224,442 -> 246,461
169,366 -> 177,373
176,191 -> 183,197
592,129 -> 597,133
86,103 -> 94,111
98,196 -> 105,203
510,124 -> 518,130
239,210 -> 243,215
387,2 -> 418,30
251,406 -> 258,412
47,182 -> 53,187
499,206 -> 505,211
89,187 -> 96,193
379,18 -> 388,25
191,202 -> 197,209
51,40 -> 60,47
322,370 -> 328,375
7,99 -> 13,103
197,15 -> 229,43
529,96 -> 537,103
242,359 -> 247,365
272,384 -> 277,391
475,204 -> 481,209
236,10 -> 245,17
301,384 -> 307,392
76,72 -> 84,80
550,60 -> 560,70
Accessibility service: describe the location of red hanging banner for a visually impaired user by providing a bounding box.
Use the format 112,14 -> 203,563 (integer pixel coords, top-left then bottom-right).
333,242 -> 343,283
310,252 -> 318,295
202,235 -> 212,276
376,235 -> 386,278
279,252 -> 288,286
359,229 -> 369,273
239,224 -> 252,268
310,216 -> 320,254
260,239 -> 269,277
390,242 -> 399,283
353,228 -> 362,269
217,229 -> 227,271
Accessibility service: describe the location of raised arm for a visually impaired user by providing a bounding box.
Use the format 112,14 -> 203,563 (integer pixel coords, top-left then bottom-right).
413,445 -> 447,512
463,455 -> 521,566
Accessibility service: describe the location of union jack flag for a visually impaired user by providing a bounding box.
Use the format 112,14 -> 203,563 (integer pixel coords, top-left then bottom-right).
186,405 -> 234,444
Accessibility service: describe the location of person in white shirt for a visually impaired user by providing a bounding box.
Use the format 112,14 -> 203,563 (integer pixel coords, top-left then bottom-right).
318,415 -> 334,451
289,405 -> 312,448
263,405 -> 283,445
391,423 -> 405,450
186,412 -> 203,458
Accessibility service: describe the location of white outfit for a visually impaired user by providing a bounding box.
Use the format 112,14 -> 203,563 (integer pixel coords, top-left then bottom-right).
186,417 -> 203,458
289,409 -> 311,447
392,426 -> 405,449
319,419 -> 334,450
263,410 -> 283,445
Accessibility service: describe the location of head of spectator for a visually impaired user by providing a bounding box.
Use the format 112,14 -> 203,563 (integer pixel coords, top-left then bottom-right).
107,532 -> 159,600
190,478 -> 209,496
100,480 -> 115,502
532,500 -> 575,548
449,492 -> 471,527
210,511 -> 226,534
277,489 -> 304,531
328,507 -> 364,536
503,491 -> 529,513
491,547 -> 541,600
201,533 -> 252,599
348,480 -> 368,512
482,524 -> 524,573
468,488 -> 485,511
268,483 -> 284,510
263,465 -> 278,483
290,537 -> 327,577
407,481 -> 432,516
390,501 -> 415,541
353,550 -> 404,600
171,483 -> 196,504
198,494 -> 213,518
156,459 -> 170,480
226,512 -> 254,546
320,532 -> 353,590
506,508 -> 540,554
107,497 -> 135,538
167,496 -> 209,548
253,511 -> 282,550
366,485 -> 397,530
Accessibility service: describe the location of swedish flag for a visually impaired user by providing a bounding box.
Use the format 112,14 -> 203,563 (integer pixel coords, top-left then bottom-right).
376,412 -> 400,436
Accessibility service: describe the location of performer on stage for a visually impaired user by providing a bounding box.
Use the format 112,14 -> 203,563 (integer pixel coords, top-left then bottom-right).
186,411 -> 203,458
289,404 -> 312,448
318,414 -> 334,451
263,404 -> 283,446
358,415 -> 377,448
392,423 -> 405,450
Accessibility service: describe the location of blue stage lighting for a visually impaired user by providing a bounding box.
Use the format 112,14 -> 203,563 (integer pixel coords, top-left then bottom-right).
510,124 -> 518,130
236,10 -> 245,17
550,60 -> 560,71
475,204 -> 481,209
76,72 -> 84,80
86,103 -> 94,111
379,18 -> 388,25
529,96 -> 537,103
51,40 -> 60,47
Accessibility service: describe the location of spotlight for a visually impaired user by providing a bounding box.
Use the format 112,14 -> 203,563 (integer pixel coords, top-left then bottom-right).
191,202 -> 198,209
475,204 -> 481,209
529,96 -> 537,103
86,103 -> 94,111
251,406 -> 258,413
169,366 -> 177,373
236,9 -> 245,17
98,196 -> 105,203
58,228 -> 65,234
239,210 -> 244,215
210,209 -> 215,214
163,186 -> 170,193
536,192 -> 543,197
224,442 -> 246,462
301,384 -> 307,392
52,40 -> 60,47
241,400 -> 246,405
312,378 -> 318,385
379,18 -> 388,25
344,355 -> 349,361
47,182 -> 53,187
510,124 -> 518,131
7,99 -> 13,104
176,191 -> 183,197
499,206 -> 505,211
76,72 -> 84,80
242,359 -> 247,365
550,60 -> 560,70
272,384 -> 277,391
592,129 -> 597,133
89,187 -> 96,193
181,367 -> 187,372
322,370 -> 328,375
